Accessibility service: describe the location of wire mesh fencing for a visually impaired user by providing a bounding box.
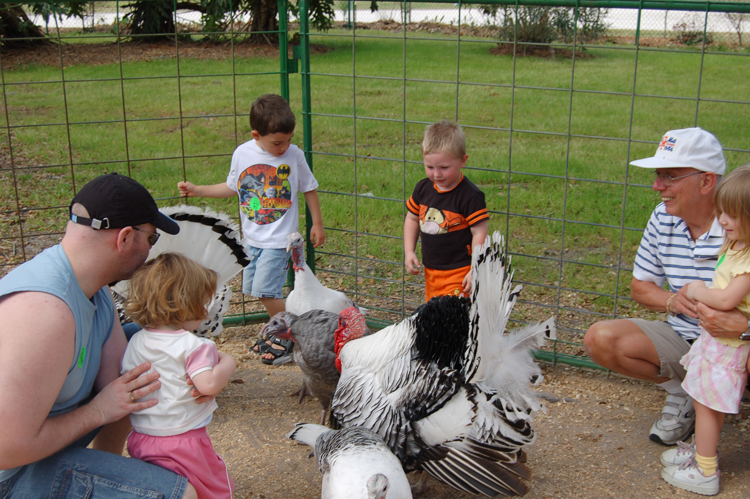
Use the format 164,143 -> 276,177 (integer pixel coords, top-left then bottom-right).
2,0 -> 750,369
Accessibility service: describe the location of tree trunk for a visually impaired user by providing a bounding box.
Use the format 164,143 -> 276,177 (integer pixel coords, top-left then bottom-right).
0,3 -> 49,46
249,0 -> 279,45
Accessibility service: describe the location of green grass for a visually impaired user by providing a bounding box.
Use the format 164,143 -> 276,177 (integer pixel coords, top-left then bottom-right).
2,27 -> 750,344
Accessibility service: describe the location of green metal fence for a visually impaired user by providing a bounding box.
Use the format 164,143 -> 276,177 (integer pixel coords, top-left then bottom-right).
1,0 -> 749,370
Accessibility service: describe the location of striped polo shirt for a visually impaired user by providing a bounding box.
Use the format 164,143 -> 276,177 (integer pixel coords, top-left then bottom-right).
633,203 -> 724,340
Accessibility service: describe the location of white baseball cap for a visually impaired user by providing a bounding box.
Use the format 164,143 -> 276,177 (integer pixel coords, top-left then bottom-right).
630,127 -> 726,175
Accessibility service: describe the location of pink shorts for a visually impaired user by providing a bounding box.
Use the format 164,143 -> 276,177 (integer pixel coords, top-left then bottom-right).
128,427 -> 234,499
681,330 -> 750,414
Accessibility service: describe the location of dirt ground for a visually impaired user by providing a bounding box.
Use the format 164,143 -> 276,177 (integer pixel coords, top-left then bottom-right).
207,322 -> 750,499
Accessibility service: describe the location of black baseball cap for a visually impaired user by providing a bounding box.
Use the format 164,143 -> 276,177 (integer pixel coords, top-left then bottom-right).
69,173 -> 179,235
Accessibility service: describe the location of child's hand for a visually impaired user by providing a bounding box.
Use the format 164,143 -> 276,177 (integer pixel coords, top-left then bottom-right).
309,225 -> 326,247
462,270 -> 473,296
177,181 -> 196,197
686,280 -> 706,301
405,252 -> 421,275
186,376 -> 217,405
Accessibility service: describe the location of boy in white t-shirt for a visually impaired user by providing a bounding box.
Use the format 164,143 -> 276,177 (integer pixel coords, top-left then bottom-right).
178,94 -> 325,363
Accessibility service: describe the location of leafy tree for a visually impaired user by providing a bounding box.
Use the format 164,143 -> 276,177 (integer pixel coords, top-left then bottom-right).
123,0 -> 336,44
1,1 -> 87,45
1,0 -> 337,46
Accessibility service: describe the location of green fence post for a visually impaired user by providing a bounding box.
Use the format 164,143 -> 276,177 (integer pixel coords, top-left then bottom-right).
278,0 -> 290,99
298,0 -> 316,272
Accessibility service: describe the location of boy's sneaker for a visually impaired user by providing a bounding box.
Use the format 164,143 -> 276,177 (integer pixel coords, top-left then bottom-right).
660,436 -> 695,467
661,458 -> 720,496
649,394 -> 695,446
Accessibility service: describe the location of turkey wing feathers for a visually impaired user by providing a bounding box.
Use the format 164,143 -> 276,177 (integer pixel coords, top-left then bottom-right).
331,319 -> 466,465
420,447 -> 530,497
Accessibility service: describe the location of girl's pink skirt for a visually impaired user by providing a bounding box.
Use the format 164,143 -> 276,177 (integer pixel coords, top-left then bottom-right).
681,330 -> 750,414
128,426 -> 234,499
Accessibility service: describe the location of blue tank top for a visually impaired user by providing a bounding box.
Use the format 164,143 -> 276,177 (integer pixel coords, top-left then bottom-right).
0,245 -> 114,481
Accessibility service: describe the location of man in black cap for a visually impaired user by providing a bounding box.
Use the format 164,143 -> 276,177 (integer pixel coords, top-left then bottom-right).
0,173 -> 199,498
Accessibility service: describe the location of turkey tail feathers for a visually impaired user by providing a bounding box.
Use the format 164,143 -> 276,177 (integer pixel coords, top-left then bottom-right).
111,205 -> 250,338
480,318 -> 556,415
160,205 -> 249,286
465,231 -> 557,416
465,232 -> 519,384
199,284 -> 233,337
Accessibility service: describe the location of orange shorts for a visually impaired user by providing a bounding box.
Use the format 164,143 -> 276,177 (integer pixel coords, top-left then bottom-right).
424,265 -> 470,302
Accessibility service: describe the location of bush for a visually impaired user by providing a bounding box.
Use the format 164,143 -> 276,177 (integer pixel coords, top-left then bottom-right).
672,20 -> 713,46
486,5 -> 609,46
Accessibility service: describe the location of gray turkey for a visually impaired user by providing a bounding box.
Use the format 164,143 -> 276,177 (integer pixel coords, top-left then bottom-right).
285,232 -> 367,317
111,205 -> 250,337
330,232 -> 556,497
261,307 -> 370,425
288,424 -> 412,499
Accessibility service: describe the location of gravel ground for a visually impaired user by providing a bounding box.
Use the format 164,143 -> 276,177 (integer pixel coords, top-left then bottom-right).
208,323 -> 750,499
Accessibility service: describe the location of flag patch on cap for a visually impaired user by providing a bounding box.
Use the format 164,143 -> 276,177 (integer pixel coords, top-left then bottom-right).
658,135 -> 677,152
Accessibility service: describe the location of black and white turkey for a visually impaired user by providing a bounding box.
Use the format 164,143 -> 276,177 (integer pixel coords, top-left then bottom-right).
288,424 -> 412,499
285,232 -> 367,317
111,205 -> 250,337
261,307 -> 370,425
329,232 -> 556,497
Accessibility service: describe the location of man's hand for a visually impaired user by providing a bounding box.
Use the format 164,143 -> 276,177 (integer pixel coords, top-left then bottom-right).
696,303 -> 747,339
89,362 -> 160,426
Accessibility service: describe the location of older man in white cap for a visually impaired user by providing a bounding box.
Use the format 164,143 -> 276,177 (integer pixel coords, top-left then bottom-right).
584,127 -> 749,446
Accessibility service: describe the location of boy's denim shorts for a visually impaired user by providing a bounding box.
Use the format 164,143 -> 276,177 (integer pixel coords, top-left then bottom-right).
1,430 -> 187,499
242,246 -> 290,299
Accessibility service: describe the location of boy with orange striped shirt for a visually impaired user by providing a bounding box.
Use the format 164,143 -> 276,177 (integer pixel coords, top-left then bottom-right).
404,120 -> 489,302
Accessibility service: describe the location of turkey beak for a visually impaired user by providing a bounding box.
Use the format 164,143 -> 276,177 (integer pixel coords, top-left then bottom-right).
259,323 -> 269,340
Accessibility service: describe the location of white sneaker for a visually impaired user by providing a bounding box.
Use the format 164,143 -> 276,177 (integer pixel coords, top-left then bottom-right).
660,437 -> 720,468
660,436 -> 695,467
650,394 -> 695,446
662,458 -> 720,496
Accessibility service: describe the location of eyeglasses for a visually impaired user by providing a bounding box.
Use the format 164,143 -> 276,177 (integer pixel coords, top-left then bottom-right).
653,171 -> 704,187
133,226 -> 160,246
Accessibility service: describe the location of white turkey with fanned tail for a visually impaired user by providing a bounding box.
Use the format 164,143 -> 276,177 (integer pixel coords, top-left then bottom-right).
111,205 -> 250,337
330,231 -> 556,497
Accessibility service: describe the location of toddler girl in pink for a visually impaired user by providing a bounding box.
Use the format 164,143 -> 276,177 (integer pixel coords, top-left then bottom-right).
123,252 -> 237,498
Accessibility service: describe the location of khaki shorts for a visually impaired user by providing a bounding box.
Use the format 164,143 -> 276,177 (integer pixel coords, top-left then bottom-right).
628,319 -> 693,381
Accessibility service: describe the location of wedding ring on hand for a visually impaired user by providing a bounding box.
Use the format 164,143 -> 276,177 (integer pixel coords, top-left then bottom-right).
129,392 -> 135,402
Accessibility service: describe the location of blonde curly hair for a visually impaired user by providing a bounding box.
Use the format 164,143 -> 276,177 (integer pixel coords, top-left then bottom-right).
125,252 -> 217,328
